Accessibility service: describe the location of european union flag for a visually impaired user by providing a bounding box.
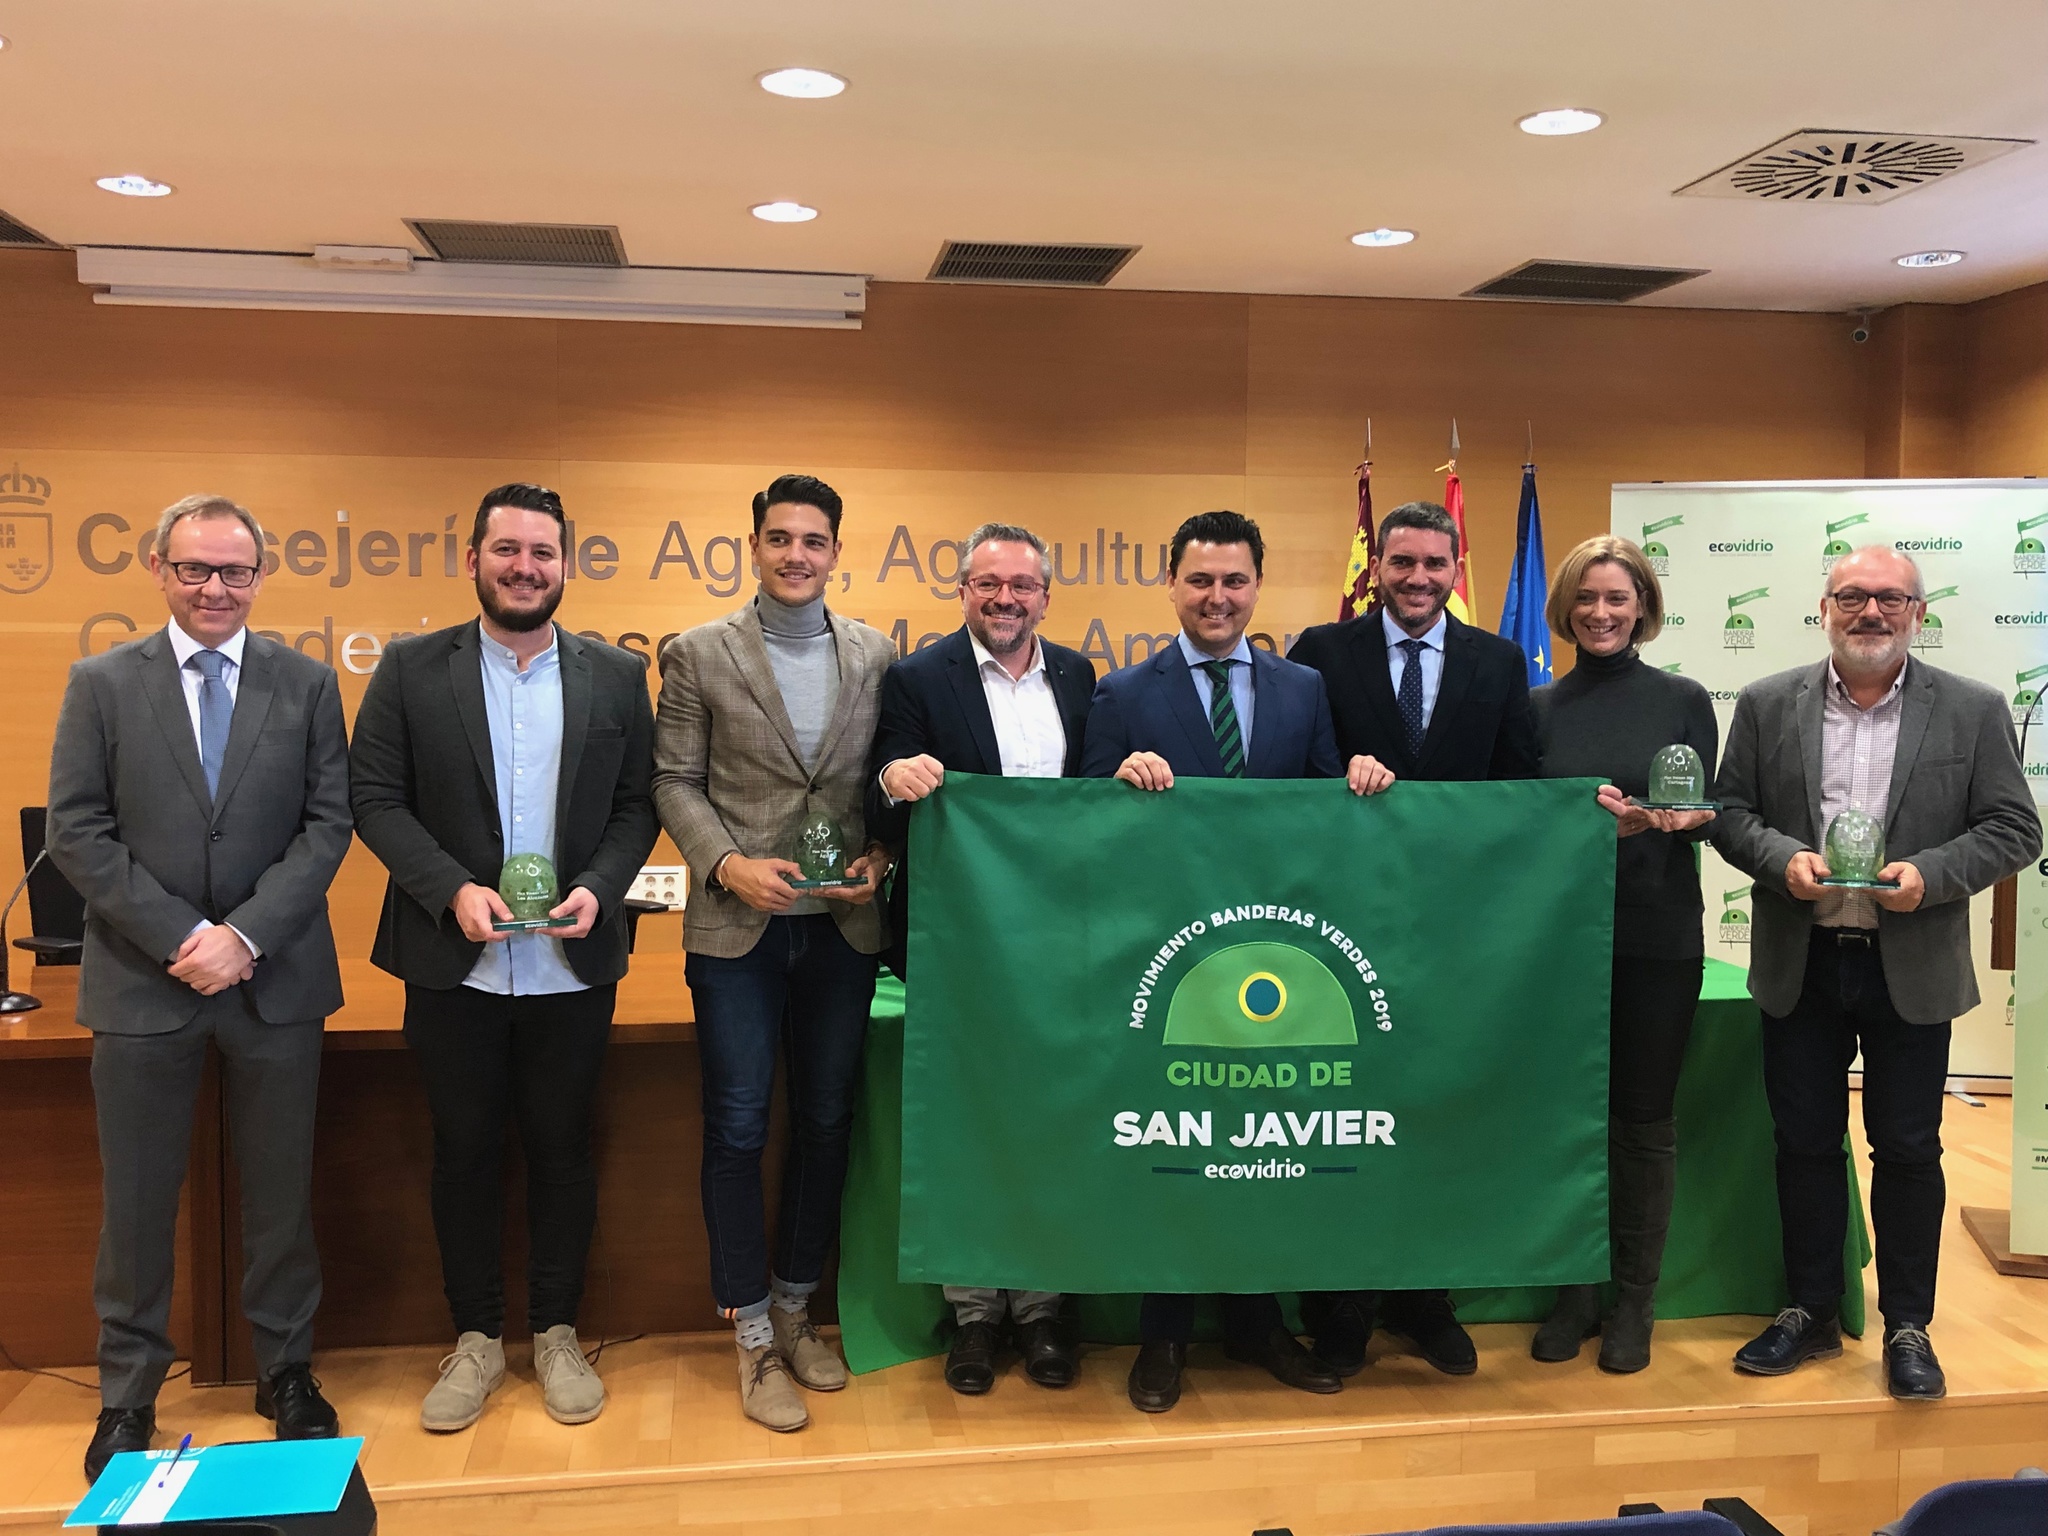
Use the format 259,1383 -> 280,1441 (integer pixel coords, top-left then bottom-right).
1498,463 -> 1551,686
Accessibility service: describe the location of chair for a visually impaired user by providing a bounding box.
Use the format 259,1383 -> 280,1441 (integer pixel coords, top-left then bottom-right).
1876,1472 -> 2048,1535
16,807 -> 84,965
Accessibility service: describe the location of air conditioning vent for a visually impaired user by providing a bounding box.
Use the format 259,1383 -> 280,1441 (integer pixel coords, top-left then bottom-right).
404,219 -> 628,266
0,209 -> 58,248
1675,129 -> 2031,203
928,241 -> 1139,286
1465,260 -> 1706,304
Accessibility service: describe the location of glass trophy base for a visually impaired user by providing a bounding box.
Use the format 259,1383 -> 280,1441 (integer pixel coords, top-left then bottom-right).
492,915 -> 578,932
788,876 -> 867,892
1629,798 -> 1721,812
1816,877 -> 1901,890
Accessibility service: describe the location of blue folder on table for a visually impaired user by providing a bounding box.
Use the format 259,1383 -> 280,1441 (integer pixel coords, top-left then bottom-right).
66,1437 -> 363,1528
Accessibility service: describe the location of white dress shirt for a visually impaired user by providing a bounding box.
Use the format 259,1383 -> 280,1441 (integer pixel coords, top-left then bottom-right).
1815,658 -> 1908,931
970,634 -> 1067,778
164,620 -> 259,959
1381,608 -> 1448,730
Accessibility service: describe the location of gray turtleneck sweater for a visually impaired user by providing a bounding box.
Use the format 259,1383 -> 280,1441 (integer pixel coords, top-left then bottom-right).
758,591 -> 841,914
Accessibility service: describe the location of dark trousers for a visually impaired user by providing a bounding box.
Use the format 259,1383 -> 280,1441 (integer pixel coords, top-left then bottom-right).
686,915 -> 878,1318
1610,953 -> 1703,1124
1762,929 -> 1950,1332
403,982 -> 616,1338
91,993 -> 324,1408
1139,1292 -> 1283,1347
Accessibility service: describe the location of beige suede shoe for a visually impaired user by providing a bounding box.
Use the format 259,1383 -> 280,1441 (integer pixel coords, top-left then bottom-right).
771,1306 -> 848,1391
420,1332 -> 505,1432
533,1325 -> 606,1425
738,1340 -> 809,1431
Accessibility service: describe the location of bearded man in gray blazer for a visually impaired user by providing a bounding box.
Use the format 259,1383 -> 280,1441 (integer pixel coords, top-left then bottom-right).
652,474 -> 894,1434
47,494 -> 352,1481
1713,544 -> 2040,1401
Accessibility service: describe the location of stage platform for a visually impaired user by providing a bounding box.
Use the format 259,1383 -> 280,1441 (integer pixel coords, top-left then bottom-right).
3,1097 -> 2044,1536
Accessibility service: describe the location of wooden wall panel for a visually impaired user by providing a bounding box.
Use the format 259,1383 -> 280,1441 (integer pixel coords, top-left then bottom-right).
1962,279 -> 2048,476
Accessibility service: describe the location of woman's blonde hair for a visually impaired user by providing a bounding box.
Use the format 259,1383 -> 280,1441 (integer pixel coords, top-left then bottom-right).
1545,535 -> 1665,647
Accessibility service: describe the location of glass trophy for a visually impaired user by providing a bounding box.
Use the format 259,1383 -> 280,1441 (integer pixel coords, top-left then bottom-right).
1817,806 -> 1900,889
1632,743 -> 1719,811
492,852 -> 577,931
786,812 -> 866,892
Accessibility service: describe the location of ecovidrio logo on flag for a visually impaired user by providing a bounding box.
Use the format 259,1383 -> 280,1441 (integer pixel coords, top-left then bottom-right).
1723,587 -> 1769,649
1641,516 -> 1682,575
1821,512 -> 1871,571
2018,513 -> 2047,575
1911,586 -> 1960,650
1718,885 -> 1753,946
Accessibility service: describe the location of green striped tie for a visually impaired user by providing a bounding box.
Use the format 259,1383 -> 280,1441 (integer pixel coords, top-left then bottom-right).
1201,660 -> 1246,778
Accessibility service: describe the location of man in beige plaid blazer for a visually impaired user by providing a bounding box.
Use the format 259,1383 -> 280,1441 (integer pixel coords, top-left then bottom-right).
652,473 -> 895,1433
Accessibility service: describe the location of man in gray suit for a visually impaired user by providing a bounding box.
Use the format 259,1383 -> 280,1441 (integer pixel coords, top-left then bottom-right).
1714,544 -> 2040,1400
47,494 -> 352,1480
653,473 -> 894,1434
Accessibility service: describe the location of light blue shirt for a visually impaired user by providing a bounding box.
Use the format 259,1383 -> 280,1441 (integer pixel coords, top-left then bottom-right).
1381,608 -> 1448,731
465,628 -> 586,997
1177,631 -> 1257,753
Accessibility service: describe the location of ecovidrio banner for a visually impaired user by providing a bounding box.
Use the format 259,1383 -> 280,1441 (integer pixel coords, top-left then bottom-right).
897,776 -> 1616,1295
1613,480 -> 2048,1082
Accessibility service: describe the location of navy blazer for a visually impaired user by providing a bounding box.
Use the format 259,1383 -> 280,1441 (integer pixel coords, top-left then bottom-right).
866,626 -> 1097,975
1081,640 -> 1340,780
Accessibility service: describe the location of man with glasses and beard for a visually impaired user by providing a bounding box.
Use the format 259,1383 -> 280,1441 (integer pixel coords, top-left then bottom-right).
866,522 -> 1097,1395
1714,544 -> 2038,1400
350,483 -> 657,1433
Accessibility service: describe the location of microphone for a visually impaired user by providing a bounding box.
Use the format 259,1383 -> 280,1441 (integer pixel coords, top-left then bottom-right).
0,849 -> 49,1014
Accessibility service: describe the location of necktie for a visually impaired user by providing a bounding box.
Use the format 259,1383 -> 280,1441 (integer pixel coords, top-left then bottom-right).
188,650 -> 233,798
1396,638 -> 1428,758
1201,660 -> 1246,778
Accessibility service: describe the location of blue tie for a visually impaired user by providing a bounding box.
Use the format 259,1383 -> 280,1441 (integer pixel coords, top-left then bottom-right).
1396,638 -> 1428,758
188,650 -> 233,798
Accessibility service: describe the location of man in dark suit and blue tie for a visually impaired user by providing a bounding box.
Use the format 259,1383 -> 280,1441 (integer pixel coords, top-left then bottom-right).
1288,499 -> 1541,1382
47,495 -> 353,1481
1082,510 -> 1352,1412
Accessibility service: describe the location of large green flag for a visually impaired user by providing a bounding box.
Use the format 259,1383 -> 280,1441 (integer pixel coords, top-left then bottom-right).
899,775 -> 1616,1295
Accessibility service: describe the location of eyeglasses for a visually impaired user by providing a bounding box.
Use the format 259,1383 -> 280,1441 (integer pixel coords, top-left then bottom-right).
167,561 -> 260,589
1827,587 -> 1918,615
963,576 -> 1046,598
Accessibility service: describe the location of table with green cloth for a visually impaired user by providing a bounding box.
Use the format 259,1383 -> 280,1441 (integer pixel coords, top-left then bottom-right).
836,958 -> 1871,1374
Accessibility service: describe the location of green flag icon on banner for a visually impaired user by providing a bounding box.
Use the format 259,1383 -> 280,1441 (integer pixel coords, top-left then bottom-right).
899,775 -> 1618,1297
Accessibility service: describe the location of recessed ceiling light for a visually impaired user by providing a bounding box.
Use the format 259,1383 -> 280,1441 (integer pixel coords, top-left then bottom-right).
752,201 -> 818,223
759,67 -> 846,99
1350,228 -> 1416,248
1895,249 -> 1964,268
0,34 -> 11,51
96,174 -> 174,198
1518,108 -> 1604,137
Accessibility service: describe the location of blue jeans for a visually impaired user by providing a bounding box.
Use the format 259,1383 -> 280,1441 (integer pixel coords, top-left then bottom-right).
687,915 -> 878,1318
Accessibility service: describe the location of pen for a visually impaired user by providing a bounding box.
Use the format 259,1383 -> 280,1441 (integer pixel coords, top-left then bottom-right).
154,1434 -> 193,1490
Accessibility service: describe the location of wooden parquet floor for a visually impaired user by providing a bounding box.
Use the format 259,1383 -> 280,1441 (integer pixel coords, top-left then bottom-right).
3,1095 -> 2046,1536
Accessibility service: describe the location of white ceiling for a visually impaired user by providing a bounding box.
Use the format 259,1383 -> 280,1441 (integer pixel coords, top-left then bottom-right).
4,0 -> 2047,313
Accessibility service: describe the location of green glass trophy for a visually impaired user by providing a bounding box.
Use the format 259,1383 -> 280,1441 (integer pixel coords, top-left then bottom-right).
1632,743 -> 1719,811
1817,806 -> 1900,889
492,852 -> 577,932
786,812 -> 866,892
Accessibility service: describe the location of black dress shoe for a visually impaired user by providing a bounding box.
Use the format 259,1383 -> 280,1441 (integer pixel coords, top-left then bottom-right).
1128,1339 -> 1186,1413
1226,1326 -> 1343,1395
1312,1298 -> 1372,1377
1883,1326 -> 1946,1400
1017,1317 -> 1078,1388
255,1363 -> 340,1438
83,1405 -> 155,1483
1384,1293 -> 1477,1376
944,1320 -> 1000,1396
1732,1307 -> 1842,1376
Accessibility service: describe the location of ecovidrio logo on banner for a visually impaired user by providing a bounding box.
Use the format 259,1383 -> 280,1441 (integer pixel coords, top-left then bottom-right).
1114,901 -> 1397,1180
2018,513 -> 2048,575
1821,512 -> 1871,570
1641,515 -> 1682,575
0,465 -> 54,596
1911,586 -> 1960,650
2017,666 -> 2048,727
1718,886 -> 1753,947
1723,586 -> 1769,649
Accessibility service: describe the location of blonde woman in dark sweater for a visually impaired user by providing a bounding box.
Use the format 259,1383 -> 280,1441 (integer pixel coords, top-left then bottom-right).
1530,535 -> 1717,1374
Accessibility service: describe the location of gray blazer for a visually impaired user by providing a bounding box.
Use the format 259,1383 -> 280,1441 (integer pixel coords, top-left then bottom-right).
1712,658 -> 2041,1024
46,627 -> 353,1034
652,602 -> 895,959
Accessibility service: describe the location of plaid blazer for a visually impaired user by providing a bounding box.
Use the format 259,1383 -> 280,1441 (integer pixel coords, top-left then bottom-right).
652,601 -> 896,958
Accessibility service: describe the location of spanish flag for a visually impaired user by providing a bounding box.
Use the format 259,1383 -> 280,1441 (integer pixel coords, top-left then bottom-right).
1441,422 -> 1474,623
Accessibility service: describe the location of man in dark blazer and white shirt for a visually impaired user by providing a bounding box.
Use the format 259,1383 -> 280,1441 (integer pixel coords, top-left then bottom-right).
47,495 -> 352,1481
1713,544 -> 2039,1400
349,483 -> 658,1433
1287,499 -> 1541,1382
867,521 -> 1096,1397
1082,509 -> 1346,1413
